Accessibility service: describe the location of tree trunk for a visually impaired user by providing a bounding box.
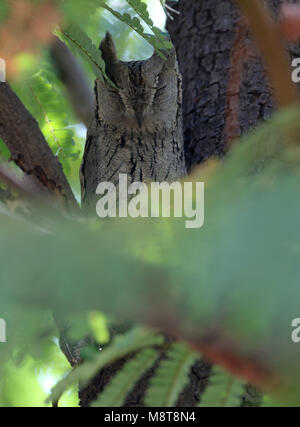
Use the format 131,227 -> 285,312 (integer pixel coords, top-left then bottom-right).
166,0 -> 300,171
78,0 -> 300,407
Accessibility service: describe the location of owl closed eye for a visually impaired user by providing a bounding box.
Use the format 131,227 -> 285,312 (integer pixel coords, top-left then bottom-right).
95,32 -> 180,135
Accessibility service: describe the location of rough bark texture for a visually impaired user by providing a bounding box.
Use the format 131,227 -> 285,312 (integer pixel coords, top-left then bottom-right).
0,82 -> 78,211
166,0 -> 300,171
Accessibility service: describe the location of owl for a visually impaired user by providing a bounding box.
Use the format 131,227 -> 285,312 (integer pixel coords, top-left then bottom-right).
80,32 -> 186,211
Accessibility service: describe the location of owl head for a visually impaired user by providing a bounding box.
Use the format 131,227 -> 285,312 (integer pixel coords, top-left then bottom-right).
95,32 -> 181,135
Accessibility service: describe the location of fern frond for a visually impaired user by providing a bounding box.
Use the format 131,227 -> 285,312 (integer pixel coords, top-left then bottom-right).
30,72 -> 78,174
48,327 -> 163,404
57,24 -> 116,87
99,1 -> 172,59
127,0 -> 173,48
199,366 -> 245,407
145,343 -> 198,407
92,348 -> 159,407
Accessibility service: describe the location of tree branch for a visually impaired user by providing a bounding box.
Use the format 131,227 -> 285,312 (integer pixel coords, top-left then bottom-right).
50,36 -> 94,127
0,82 -> 79,212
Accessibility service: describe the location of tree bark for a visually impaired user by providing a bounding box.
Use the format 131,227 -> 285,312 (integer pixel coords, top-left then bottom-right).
166,0 -> 300,171
0,83 -> 78,212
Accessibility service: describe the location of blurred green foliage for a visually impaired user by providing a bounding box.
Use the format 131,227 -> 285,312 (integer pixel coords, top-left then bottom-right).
1,106 -> 300,405
1,0 -> 300,408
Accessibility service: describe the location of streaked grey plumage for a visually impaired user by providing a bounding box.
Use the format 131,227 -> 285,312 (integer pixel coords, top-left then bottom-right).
80,32 -> 186,211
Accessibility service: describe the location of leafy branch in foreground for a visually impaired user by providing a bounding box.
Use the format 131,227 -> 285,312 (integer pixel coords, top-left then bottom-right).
56,0 -> 173,88
57,24 -> 116,87
145,343 -> 198,407
48,328 -> 164,404
1,107 -> 300,405
92,348 -> 159,407
30,72 -> 78,175
99,0 -> 172,59
198,366 -> 245,407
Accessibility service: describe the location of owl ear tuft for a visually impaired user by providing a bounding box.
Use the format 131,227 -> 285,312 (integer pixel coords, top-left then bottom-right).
100,32 -> 119,65
99,32 -> 127,87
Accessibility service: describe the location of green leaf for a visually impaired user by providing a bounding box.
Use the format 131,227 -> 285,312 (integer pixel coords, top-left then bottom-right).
29,71 -> 78,173
199,366 -> 245,407
48,327 -> 163,404
99,1 -> 171,59
92,348 -> 159,407
145,343 -> 198,407
57,24 -> 116,87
